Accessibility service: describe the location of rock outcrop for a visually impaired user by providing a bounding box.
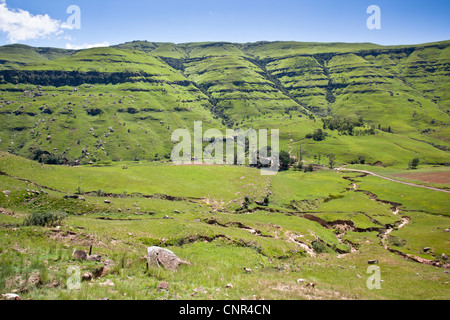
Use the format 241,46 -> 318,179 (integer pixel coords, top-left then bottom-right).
147,246 -> 189,271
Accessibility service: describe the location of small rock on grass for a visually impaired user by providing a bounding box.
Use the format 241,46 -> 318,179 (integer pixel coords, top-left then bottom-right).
82,272 -> 93,282
2,293 -> 20,300
157,281 -> 169,291
87,254 -> 102,262
72,249 -> 87,261
99,279 -> 115,287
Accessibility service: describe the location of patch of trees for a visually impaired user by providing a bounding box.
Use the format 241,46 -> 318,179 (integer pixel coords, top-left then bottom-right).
86,108 -> 103,116
322,116 -> 366,136
31,148 -> 69,165
279,150 -> 291,171
349,155 -> 366,165
118,107 -> 139,114
160,57 -> 185,72
378,124 -> 393,133
305,129 -> 327,141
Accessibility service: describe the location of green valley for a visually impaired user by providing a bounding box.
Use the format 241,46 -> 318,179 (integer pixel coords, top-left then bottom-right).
0,40 -> 449,301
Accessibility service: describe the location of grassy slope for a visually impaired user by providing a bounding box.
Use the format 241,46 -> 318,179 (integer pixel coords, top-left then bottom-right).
0,41 -> 449,167
0,152 -> 448,300
0,44 -> 75,70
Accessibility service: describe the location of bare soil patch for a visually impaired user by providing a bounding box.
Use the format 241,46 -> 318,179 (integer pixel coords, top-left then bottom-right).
393,171 -> 450,184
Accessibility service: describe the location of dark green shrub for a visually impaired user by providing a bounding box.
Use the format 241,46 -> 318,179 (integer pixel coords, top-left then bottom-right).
311,240 -> 328,254
409,157 -> 420,169
23,210 -> 68,227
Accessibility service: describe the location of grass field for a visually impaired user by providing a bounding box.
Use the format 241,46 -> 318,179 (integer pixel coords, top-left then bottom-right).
0,152 -> 448,300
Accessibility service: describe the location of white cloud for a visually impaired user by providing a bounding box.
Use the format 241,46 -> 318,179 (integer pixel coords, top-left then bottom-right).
65,42 -> 110,50
0,2 -> 69,42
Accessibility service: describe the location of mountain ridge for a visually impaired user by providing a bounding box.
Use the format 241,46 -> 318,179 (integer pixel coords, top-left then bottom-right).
0,39 -> 448,167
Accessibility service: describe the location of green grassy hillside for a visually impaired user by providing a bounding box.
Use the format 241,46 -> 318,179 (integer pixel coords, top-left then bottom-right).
0,40 -> 449,168
0,44 -> 75,70
0,151 -> 448,300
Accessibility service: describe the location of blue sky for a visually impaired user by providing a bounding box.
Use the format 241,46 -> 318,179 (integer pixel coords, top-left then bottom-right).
0,0 -> 449,48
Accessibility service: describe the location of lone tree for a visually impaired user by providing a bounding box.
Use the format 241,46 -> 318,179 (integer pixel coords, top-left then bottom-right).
409,157 -> 420,169
305,129 -> 326,141
312,129 -> 326,141
297,146 -> 303,162
279,150 -> 291,171
328,154 -> 336,169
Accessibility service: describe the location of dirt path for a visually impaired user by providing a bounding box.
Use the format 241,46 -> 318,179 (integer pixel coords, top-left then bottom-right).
335,168 -> 450,194
288,137 -> 296,160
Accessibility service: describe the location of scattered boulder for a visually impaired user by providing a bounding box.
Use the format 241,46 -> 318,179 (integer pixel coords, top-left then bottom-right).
92,259 -> 115,278
93,266 -> 107,278
64,194 -> 79,199
72,249 -> 87,261
174,210 -> 180,214
28,272 -> 40,286
103,259 -> 115,267
2,293 -> 20,300
157,281 -> 169,291
423,247 -> 431,252
243,267 -> 252,273
147,246 -> 189,271
225,283 -> 233,288
99,279 -> 115,287
87,254 -> 102,262
442,254 -> 448,261
368,260 -> 378,264
296,279 -> 305,284
104,200 -> 111,204
81,272 -> 93,282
